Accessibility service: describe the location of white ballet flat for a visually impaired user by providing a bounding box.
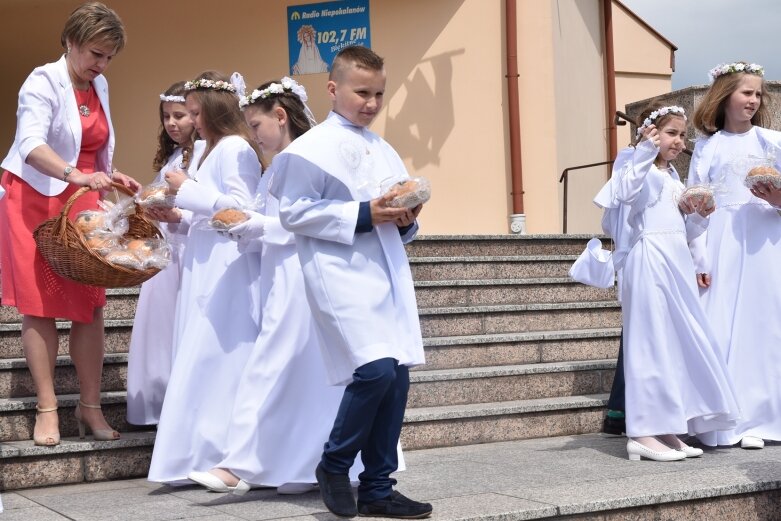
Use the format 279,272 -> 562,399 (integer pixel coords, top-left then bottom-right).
187,471 -> 251,496
276,482 -> 317,495
740,436 -> 765,449
676,445 -> 704,458
626,439 -> 686,462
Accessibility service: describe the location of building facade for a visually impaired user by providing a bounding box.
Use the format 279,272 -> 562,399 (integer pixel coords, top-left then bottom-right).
0,0 -> 675,234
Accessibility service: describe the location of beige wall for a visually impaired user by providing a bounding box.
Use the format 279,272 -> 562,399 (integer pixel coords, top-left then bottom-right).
613,1 -> 675,150
0,0 -> 675,236
0,0 -> 513,235
552,0 -> 608,235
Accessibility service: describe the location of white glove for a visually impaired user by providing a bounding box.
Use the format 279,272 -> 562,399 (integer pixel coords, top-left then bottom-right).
226,211 -> 266,242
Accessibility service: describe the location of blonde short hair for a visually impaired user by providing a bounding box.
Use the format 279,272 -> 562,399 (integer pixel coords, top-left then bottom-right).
61,2 -> 126,53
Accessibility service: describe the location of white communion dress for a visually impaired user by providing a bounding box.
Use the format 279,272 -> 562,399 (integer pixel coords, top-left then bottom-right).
611,140 -> 740,438
688,126 -> 781,445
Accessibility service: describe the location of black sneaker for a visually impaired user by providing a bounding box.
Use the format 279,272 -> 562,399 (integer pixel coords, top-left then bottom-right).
357,490 -> 433,519
602,414 -> 626,436
315,463 -> 357,518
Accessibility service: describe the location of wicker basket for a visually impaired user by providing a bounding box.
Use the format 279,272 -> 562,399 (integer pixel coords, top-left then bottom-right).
33,182 -> 164,288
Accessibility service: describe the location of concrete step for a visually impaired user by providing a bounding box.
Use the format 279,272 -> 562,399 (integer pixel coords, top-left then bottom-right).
414,277 -> 616,308
0,394 -> 609,490
0,430 -> 154,490
402,394 -> 608,450
0,357 -> 616,442
410,255 -> 578,280
0,288 -> 139,324
0,319 -> 132,359
419,301 -> 622,337
5,433 -> 781,519
0,328 -> 621,398
0,354 -> 128,400
407,360 -> 615,408
420,328 -> 620,370
405,234 -> 602,257
0,301 -> 622,359
0,392 -> 139,443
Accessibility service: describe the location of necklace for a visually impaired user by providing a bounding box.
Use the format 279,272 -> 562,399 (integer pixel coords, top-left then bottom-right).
76,86 -> 93,118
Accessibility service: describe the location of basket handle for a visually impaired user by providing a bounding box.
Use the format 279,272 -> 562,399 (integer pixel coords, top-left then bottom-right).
55,181 -> 139,241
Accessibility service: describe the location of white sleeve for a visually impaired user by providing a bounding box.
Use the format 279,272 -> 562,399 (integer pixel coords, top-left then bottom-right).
16,72 -> 56,161
615,140 -> 659,205
262,216 -> 295,246
175,139 -> 260,216
686,140 -> 709,273
271,153 -> 360,245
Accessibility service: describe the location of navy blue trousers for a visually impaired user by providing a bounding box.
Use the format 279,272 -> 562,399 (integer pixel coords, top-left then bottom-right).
607,329 -> 625,412
320,357 -> 409,503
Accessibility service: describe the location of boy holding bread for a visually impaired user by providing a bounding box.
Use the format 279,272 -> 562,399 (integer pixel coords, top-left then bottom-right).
271,45 -> 432,519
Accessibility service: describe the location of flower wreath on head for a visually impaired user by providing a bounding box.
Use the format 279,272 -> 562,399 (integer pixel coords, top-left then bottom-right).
184,78 -> 236,93
159,94 -> 185,103
239,77 -> 317,127
239,77 -> 308,108
635,106 -> 686,140
708,62 -> 764,82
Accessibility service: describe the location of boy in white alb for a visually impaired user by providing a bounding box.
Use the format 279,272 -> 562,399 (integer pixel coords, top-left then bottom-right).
271,46 -> 432,519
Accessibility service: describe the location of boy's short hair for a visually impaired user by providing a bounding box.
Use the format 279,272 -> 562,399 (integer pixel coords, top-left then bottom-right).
329,45 -> 384,80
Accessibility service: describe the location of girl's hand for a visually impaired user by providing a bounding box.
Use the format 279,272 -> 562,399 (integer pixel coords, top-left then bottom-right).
164,170 -> 188,194
110,170 -> 142,193
641,124 -> 660,147
696,198 -> 716,217
696,273 -> 711,288
678,198 -> 696,215
145,206 -> 182,223
750,181 -> 781,207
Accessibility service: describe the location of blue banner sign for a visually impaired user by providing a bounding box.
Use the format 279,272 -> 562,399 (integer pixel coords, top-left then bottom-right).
287,0 -> 371,75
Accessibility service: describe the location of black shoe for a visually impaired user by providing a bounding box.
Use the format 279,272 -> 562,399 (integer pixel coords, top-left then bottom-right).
357,490 -> 433,519
315,463 -> 357,518
602,414 -> 626,436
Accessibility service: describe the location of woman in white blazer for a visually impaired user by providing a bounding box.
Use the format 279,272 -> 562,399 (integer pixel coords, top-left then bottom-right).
0,2 -> 138,447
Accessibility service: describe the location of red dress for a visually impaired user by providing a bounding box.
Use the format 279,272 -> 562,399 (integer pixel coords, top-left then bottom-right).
0,85 -> 108,323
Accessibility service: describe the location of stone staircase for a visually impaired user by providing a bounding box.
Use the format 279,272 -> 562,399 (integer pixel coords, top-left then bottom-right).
0,234 -> 621,490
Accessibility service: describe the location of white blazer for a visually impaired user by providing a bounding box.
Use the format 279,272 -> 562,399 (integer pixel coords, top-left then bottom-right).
1,55 -> 115,196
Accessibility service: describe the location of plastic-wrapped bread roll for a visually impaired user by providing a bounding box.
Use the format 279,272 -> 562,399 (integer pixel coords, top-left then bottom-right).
210,208 -> 249,229
745,164 -> 781,190
385,177 -> 432,209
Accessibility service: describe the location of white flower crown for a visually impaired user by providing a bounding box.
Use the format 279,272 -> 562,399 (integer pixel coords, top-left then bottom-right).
159,94 -> 185,103
184,79 -> 236,93
635,106 -> 686,139
239,77 -> 308,109
708,62 -> 764,82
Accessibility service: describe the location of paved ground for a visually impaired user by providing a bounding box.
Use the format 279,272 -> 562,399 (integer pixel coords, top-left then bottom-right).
3,433 -> 781,521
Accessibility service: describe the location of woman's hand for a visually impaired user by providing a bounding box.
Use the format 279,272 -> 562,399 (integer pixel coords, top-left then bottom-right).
111,170 -> 142,193
68,170 -> 113,191
164,170 -> 188,194
696,273 -> 712,288
750,181 -> 781,207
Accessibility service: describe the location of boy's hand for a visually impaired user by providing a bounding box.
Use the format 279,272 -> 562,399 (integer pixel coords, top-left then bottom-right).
370,193 -> 412,224
395,203 -> 423,227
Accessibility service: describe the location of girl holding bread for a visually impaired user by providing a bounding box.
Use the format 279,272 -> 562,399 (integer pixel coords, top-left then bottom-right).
187,76 -> 363,495
126,81 -> 202,426
594,100 -> 739,462
147,71 -> 262,484
687,62 -> 781,449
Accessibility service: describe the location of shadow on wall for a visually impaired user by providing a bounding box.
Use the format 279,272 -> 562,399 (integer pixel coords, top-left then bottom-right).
383,49 -> 464,170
